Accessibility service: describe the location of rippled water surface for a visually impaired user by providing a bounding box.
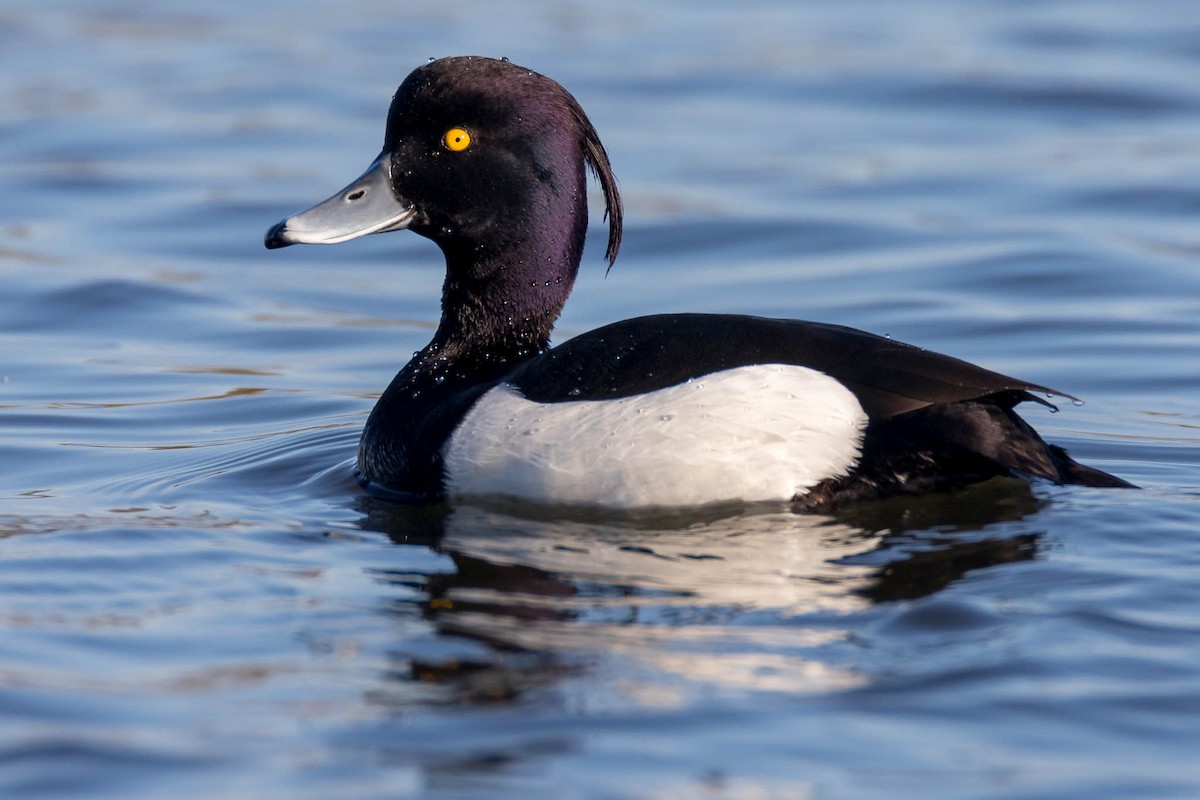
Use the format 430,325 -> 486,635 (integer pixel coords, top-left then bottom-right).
3,1 -> 1199,797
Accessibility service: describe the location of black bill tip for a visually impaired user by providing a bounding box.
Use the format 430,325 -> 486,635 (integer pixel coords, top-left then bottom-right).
264,220 -> 292,249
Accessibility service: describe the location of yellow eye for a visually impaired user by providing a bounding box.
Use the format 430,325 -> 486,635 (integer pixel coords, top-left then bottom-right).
443,127 -> 471,152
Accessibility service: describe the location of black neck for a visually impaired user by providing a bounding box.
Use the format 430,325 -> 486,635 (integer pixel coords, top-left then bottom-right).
424,175 -> 588,367
357,171 -> 589,495
429,240 -> 566,362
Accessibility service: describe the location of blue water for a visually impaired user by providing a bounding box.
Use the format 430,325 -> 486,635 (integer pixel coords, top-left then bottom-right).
3,1 -> 1199,797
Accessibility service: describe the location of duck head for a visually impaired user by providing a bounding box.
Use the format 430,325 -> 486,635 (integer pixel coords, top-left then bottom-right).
266,56 -> 621,343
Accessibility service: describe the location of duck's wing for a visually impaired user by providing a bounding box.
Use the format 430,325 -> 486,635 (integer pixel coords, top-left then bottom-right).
510,313 -> 1064,418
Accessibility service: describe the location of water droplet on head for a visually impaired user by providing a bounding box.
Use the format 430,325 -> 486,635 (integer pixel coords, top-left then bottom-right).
1072,399 -> 1085,407
659,415 -> 674,422
428,57 -> 436,63
567,387 -> 581,397
501,56 -> 510,62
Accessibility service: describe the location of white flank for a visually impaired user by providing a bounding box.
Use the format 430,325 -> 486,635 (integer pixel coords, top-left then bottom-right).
443,364 -> 868,508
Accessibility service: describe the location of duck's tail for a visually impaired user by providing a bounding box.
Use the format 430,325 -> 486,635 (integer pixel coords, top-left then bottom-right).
1048,444 -> 1136,488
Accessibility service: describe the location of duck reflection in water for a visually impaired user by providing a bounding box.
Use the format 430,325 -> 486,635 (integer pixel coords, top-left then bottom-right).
356,477 -> 1043,704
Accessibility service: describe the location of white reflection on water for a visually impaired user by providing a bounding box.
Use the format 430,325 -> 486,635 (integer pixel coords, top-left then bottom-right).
444,506 -> 876,697
441,505 -> 877,616
364,491 -> 1037,701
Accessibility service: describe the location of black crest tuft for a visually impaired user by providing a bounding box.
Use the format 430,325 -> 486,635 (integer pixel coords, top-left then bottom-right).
569,98 -> 622,269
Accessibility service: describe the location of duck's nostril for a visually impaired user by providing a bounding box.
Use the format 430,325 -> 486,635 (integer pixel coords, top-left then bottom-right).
346,189 -> 366,201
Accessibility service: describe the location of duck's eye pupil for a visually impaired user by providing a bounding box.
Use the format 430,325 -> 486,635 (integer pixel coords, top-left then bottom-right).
443,127 -> 471,152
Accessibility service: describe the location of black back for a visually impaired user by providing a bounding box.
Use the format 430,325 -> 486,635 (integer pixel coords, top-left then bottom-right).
508,313 -> 1063,418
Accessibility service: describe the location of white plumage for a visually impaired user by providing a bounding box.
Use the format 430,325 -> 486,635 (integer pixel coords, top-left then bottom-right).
442,364 -> 868,508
